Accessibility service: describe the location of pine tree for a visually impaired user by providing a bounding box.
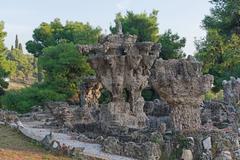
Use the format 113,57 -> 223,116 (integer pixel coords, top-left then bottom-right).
18,43 -> 23,51
11,45 -> 13,51
15,34 -> 19,49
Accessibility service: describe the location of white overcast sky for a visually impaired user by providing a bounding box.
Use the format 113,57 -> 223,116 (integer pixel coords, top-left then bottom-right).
0,0 -> 212,55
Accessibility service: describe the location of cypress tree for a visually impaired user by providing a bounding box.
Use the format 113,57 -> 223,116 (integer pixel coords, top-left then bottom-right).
15,34 -> 19,49
18,43 -> 23,51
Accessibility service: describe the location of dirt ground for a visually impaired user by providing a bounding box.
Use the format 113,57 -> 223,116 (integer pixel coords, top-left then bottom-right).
0,125 -> 71,160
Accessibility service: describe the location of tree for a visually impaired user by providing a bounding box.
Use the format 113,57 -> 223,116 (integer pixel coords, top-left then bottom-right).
0,67 -> 8,95
18,43 -> 23,51
39,43 -> 94,96
3,49 -> 36,83
26,18 -> 101,82
26,18 -> 101,57
0,21 -> 6,53
110,10 -> 160,42
15,35 -> 19,49
202,0 -> 240,37
110,11 -> 186,59
195,0 -> 240,91
0,21 -> 8,95
159,29 -> 186,60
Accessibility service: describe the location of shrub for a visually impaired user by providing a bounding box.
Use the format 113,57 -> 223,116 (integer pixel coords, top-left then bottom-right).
0,85 -> 67,113
204,90 -> 224,101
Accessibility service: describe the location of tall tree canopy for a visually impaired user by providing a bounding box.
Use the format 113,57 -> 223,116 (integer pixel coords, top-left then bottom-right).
26,19 -> 100,98
202,0 -> 240,37
110,10 -> 186,59
159,29 -> 186,60
0,21 -> 7,53
26,18 -> 101,57
0,21 -> 8,95
39,43 -> 94,96
110,10 -> 160,42
26,18 -> 101,82
195,0 -> 240,91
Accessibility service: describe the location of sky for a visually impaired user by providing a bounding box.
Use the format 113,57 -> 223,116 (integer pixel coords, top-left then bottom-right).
0,0 -> 212,55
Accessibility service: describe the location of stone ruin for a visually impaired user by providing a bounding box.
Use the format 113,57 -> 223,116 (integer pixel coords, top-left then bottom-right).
78,32 -> 213,133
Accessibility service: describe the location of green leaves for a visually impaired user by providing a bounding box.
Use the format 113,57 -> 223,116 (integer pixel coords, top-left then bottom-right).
26,18 -> 101,57
110,11 -> 186,59
39,43 -> 94,97
159,29 -> 186,60
110,10 -> 160,42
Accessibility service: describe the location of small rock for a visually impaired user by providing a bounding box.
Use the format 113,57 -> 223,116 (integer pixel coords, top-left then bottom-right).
181,149 -> 193,160
203,137 -> 211,151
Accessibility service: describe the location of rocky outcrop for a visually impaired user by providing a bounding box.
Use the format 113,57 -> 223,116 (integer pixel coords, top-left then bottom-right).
201,101 -> 237,130
102,136 -> 161,160
150,56 -> 213,131
80,77 -> 102,108
223,77 -> 240,107
79,33 -> 160,131
45,102 -> 74,128
144,99 -> 172,130
78,77 -> 102,125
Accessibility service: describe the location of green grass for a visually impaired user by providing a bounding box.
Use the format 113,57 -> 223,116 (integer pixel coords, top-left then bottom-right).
0,125 -> 72,160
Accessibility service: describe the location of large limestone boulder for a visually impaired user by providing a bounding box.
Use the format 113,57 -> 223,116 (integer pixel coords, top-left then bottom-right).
223,77 -> 240,107
79,33 -> 160,130
150,56 -> 213,131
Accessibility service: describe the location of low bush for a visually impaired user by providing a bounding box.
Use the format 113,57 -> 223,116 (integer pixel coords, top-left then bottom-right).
204,90 -> 224,101
0,84 -> 67,113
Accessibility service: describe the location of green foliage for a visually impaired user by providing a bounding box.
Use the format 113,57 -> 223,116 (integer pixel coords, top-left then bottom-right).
0,21 -> 7,53
169,135 -> 191,160
204,90 -> 224,101
195,0 -> 240,91
0,85 -> 66,113
0,21 -> 9,95
26,18 -> 101,57
202,0 -> 240,37
159,29 -> 186,60
195,31 -> 240,91
98,89 -> 112,104
141,88 -> 159,101
110,11 -> 186,59
110,10 -> 160,42
0,67 -> 8,95
3,49 -> 37,83
39,43 -> 94,97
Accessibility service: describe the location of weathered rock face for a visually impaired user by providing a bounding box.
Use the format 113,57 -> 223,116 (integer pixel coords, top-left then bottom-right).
150,56 -> 213,131
78,77 -> 102,125
201,101 -> 237,130
79,77 -> 102,108
79,33 -> 160,130
223,77 -> 240,107
102,136 -> 161,160
144,99 -> 172,130
45,102 -> 74,128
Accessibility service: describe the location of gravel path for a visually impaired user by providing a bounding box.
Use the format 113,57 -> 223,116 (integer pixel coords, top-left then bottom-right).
19,123 -> 136,160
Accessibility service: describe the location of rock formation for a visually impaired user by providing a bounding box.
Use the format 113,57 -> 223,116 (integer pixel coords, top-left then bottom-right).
223,77 -> 240,107
45,102 -> 74,128
78,77 -> 102,124
150,56 -> 213,131
78,33 -> 160,131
